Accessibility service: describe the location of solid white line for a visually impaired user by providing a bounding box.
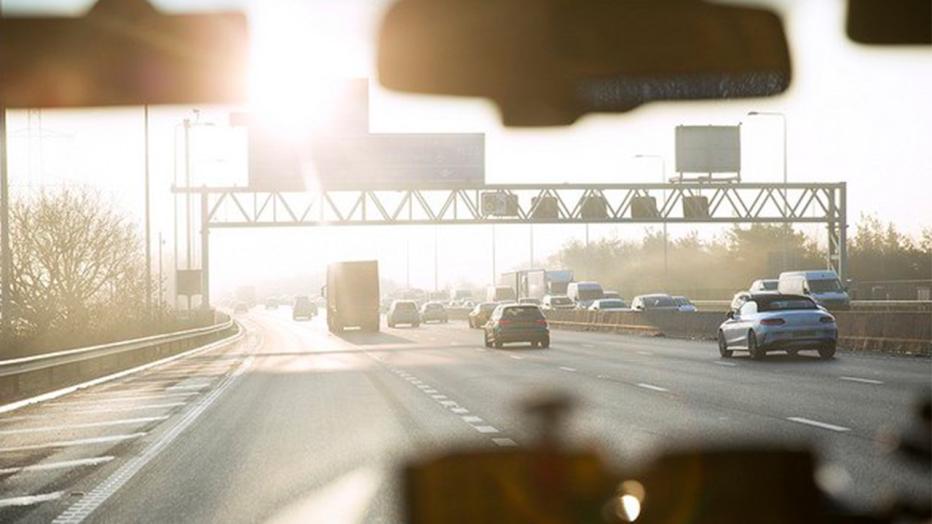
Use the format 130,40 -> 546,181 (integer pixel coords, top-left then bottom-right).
636,383 -> 669,392
0,491 -> 65,508
462,416 -> 483,423
713,361 -> 737,367
0,433 -> 146,453
0,328 -> 244,415
0,416 -> 169,436
0,456 -> 114,475
559,367 -> 576,372
839,376 -> 883,385
61,403 -> 187,415
48,392 -> 196,405
52,354 -> 255,524
492,438 -> 517,447
787,417 -> 850,432
474,426 -> 499,433
165,384 -> 211,391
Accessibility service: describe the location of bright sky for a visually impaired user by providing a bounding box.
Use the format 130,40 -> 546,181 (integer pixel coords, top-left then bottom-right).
4,0 -> 931,300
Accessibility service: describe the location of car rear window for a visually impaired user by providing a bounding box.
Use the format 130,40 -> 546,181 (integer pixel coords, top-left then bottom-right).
551,297 -> 572,305
395,302 -> 416,311
644,296 -> 675,307
425,303 -> 442,310
480,303 -> 498,312
757,298 -> 818,311
761,280 -> 778,290
808,279 -> 842,293
502,306 -> 544,320
599,300 -> 626,308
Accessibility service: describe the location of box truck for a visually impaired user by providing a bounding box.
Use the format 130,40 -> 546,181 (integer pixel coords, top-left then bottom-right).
323,260 -> 380,333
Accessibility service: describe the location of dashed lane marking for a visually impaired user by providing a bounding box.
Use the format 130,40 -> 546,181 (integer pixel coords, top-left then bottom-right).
559,367 -> 576,372
451,407 -> 469,414
839,376 -> 883,385
636,383 -> 669,393
0,457 -> 114,475
0,416 -> 169,436
0,433 -> 146,454
462,416 -> 483,423
0,491 -> 65,508
713,361 -> 737,367
636,351 -> 653,356
786,417 -> 850,432
474,426 -> 499,434
492,438 -> 517,447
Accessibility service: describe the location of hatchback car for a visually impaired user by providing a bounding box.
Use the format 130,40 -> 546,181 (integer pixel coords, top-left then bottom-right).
483,304 -> 550,348
630,294 -> 679,311
468,302 -> 499,328
292,295 -> 316,320
588,298 -> 628,311
387,300 -> 420,327
672,296 -> 697,312
718,294 -> 838,360
420,302 -> 448,323
541,295 -> 575,310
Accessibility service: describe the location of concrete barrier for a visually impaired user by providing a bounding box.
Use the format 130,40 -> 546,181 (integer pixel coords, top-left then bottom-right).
543,309 -> 930,356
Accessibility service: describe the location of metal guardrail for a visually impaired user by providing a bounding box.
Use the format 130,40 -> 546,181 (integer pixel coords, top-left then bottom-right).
0,317 -> 238,406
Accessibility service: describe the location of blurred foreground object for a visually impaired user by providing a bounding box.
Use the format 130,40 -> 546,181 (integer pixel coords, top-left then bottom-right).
378,0 -> 791,126
0,0 -> 248,107
847,0 -> 932,45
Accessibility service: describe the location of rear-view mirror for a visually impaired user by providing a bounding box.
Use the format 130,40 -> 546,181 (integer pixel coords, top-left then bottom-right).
378,0 -> 791,126
726,311 -> 735,320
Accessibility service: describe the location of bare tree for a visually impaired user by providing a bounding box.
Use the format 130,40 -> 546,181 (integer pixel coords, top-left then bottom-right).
8,188 -> 147,341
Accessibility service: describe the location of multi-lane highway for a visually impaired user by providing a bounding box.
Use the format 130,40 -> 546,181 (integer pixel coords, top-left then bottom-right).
0,310 -> 929,522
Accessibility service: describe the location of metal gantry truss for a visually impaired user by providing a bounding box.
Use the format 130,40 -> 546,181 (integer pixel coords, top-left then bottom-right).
173,181 -> 848,289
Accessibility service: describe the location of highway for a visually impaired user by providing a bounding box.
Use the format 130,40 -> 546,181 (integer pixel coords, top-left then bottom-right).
0,310 -> 928,523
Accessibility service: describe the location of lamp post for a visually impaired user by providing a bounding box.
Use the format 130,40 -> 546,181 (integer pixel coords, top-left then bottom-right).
746,111 -> 788,272
635,154 -> 668,278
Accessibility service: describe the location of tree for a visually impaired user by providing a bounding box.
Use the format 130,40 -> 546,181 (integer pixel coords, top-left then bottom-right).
8,189 -> 148,342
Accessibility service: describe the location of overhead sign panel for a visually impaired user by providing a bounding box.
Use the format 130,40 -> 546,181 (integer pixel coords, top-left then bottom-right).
675,125 -> 740,173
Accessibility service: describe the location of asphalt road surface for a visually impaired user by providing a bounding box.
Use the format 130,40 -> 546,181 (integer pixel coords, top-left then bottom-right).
1,309 -> 929,523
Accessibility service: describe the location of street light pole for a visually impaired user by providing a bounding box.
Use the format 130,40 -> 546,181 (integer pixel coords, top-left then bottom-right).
635,154 -> 668,279
0,104 -> 9,340
747,111 -> 788,272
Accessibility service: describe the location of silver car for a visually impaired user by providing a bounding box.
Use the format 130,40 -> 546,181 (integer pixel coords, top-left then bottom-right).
718,294 -> 838,360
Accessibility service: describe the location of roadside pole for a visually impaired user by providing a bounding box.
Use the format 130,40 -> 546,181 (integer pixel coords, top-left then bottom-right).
0,105 -> 10,340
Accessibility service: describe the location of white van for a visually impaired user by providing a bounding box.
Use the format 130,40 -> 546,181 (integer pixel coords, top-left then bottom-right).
566,281 -> 604,309
778,270 -> 850,310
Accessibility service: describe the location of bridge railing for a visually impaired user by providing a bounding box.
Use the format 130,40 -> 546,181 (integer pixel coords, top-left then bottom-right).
0,315 -> 241,407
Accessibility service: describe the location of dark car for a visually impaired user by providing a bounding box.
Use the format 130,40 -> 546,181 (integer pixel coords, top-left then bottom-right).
292,295 -> 316,320
468,302 -> 499,328
483,304 -> 550,348
420,302 -> 448,323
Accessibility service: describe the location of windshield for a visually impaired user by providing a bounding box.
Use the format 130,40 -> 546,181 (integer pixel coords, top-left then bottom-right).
808,278 -> 843,293
0,1 -> 928,522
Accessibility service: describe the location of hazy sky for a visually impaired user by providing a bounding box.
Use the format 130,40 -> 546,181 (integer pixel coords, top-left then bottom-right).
4,0 -> 931,299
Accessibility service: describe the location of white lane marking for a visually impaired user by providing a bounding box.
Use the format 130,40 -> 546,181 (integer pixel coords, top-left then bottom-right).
839,376 -> 883,385
582,344 -> 596,348
439,401 -> 458,408
0,328 -> 244,415
432,395 -> 448,400
492,438 -> 517,447
0,433 -> 146,453
787,417 -> 850,432
47,392 -> 196,405
637,351 -> 653,356
423,389 -> 439,394
59,403 -> 187,415
462,416 -> 483,423
508,355 -> 524,360
165,384 -> 211,391
0,491 -> 65,508
636,383 -> 669,392
0,456 -> 115,475
0,416 -> 169,436
713,361 -> 737,367
52,354 -> 255,524
596,374 -> 609,379
451,407 -> 469,414
474,426 -> 499,434
266,466 -> 383,524
559,366 -> 576,372
416,385 -> 430,389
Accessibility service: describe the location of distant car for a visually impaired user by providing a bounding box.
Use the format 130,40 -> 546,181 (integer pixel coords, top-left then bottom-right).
292,296 -> 316,320
483,304 -> 550,349
541,295 -> 574,310
718,293 -> 838,360
387,300 -> 420,327
264,298 -> 278,310
420,302 -> 448,323
749,279 -> 779,293
630,294 -> 679,311
602,290 -> 622,300
233,302 -> 249,314
518,297 -> 541,305
468,302 -> 499,328
589,298 -> 628,311
672,296 -> 697,312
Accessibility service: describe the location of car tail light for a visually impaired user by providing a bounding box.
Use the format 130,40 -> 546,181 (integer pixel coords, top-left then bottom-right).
760,318 -> 785,326
819,316 -> 835,323
498,319 -> 511,326
536,319 -> 548,327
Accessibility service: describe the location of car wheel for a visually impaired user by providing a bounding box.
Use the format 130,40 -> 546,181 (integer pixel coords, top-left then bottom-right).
493,339 -> 503,349
540,337 -> 550,349
748,331 -> 765,360
530,341 -> 539,348
718,331 -> 733,358
818,342 -> 836,360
